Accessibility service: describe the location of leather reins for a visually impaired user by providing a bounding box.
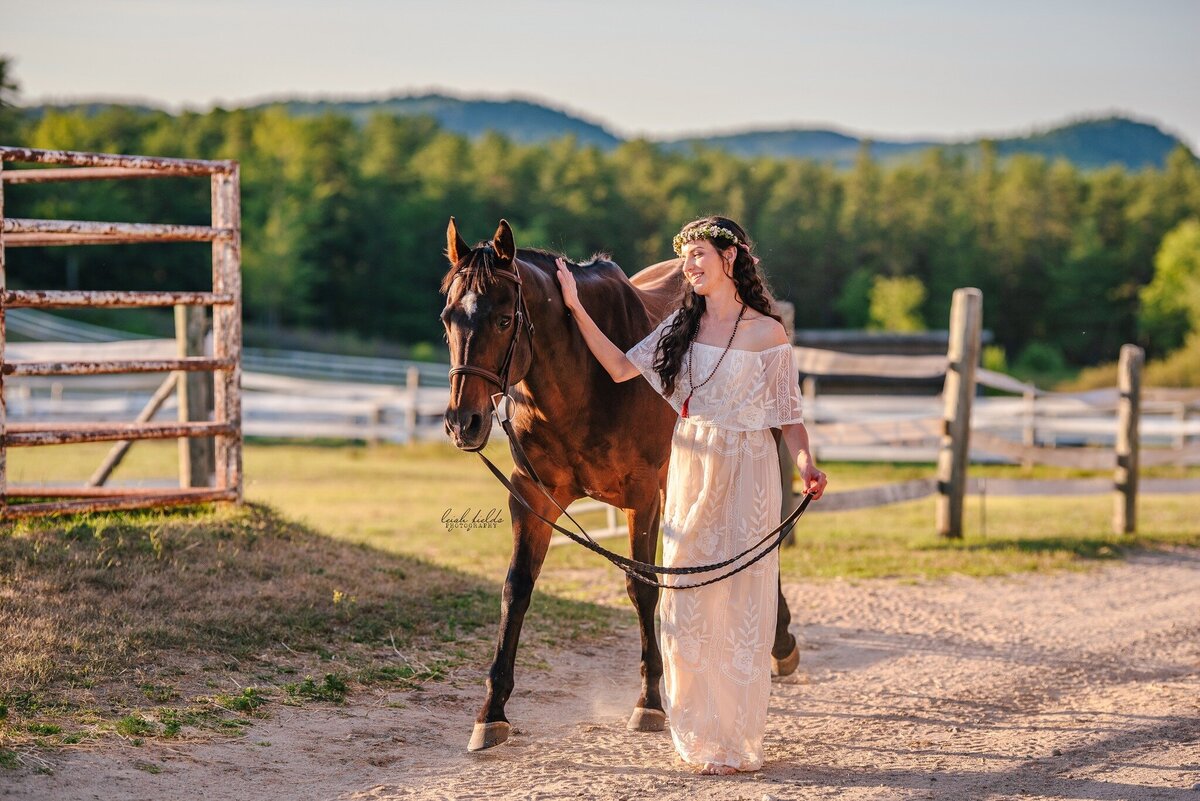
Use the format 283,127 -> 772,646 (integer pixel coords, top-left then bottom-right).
446,260 -> 813,590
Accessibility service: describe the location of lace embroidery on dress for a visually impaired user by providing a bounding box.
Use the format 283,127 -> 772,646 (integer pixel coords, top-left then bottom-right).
623,308 -> 804,430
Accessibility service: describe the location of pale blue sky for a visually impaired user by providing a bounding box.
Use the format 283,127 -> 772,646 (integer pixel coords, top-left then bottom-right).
5,0 -> 1198,149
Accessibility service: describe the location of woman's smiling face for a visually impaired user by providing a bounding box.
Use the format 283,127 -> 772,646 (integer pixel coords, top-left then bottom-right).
680,239 -> 734,296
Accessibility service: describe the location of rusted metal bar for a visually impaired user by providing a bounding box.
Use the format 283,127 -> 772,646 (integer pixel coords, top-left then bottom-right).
1,167 -> 174,184
8,485 -> 191,498
5,235 -> 200,247
4,357 -> 233,377
4,290 -> 235,308
212,166 -> 243,502
0,146 -> 234,175
2,487 -> 238,518
6,421 -> 235,447
2,218 -> 231,245
87,372 -> 178,487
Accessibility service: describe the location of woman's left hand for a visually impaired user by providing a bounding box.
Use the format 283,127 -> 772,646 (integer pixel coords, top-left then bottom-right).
799,463 -> 827,501
555,257 -> 581,313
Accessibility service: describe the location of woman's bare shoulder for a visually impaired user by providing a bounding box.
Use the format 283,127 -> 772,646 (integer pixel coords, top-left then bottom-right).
740,315 -> 790,351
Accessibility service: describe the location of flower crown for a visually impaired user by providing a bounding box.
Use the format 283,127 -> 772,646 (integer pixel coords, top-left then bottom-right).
672,224 -> 745,256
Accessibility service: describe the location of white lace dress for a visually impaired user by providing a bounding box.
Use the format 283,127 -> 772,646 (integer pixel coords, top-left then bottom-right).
624,308 -> 805,771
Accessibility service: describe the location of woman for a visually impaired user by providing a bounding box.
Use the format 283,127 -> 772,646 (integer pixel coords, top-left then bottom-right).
556,215 -> 828,775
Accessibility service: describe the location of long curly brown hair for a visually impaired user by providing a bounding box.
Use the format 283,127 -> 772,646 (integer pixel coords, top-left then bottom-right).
654,215 -> 783,398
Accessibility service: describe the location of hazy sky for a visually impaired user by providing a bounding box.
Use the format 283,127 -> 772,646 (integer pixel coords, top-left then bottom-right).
6,0 -> 1198,149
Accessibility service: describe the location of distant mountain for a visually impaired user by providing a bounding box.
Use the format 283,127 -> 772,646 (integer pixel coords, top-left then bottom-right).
249,93 -> 623,149
984,115 -> 1184,171
20,101 -> 165,121
658,128 -> 936,167
18,95 -> 1192,171
660,116 -> 1189,171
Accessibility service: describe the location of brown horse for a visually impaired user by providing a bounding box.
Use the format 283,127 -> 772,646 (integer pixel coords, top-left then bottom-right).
439,218 -> 802,752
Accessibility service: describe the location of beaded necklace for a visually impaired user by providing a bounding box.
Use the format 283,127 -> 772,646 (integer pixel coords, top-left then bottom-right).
681,303 -> 746,419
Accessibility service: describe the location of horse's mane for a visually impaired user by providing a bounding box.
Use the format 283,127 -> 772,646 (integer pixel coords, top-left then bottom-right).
439,242 -> 614,296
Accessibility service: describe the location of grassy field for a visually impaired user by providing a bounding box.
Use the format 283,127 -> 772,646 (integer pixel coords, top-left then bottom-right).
9,439 -> 1197,586
1,439 -> 1197,758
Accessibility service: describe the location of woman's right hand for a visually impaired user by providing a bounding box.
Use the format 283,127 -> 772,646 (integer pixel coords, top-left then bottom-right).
555,257 -> 580,314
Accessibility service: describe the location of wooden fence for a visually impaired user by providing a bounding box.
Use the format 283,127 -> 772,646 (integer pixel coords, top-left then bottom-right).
793,289 -> 1199,538
0,146 -> 243,517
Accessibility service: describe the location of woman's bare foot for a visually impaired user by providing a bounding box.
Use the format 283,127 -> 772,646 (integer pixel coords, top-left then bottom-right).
697,762 -> 738,775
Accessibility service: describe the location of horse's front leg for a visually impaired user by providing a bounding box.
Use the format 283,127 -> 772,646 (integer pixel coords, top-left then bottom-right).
468,472 -> 573,751
771,568 -> 801,676
623,485 -> 666,732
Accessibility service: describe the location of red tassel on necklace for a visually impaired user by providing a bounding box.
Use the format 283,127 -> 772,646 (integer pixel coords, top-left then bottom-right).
681,393 -> 692,418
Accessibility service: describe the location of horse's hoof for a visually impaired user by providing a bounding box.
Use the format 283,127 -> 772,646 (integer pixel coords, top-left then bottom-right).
626,706 -> 666,732
467,720 -> 512,751
771,638 -> 800,677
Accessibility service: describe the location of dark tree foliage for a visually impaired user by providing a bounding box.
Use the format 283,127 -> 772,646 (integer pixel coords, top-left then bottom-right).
3,105 -> 1198,365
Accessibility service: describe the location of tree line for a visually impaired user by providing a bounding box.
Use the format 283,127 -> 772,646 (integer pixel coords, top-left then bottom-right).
2,96 -> 1198,373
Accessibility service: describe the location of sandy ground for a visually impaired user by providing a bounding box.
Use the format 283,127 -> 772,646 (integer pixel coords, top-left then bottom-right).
6,548 -> 1199,801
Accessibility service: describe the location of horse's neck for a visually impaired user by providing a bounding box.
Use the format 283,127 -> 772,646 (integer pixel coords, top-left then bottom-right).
514,258 -> 594,404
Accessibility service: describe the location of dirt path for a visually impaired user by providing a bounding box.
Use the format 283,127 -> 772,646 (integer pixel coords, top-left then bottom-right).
8,548 -> 1200,801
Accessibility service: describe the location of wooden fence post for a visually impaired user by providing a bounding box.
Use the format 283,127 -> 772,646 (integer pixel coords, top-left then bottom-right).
936,288 -> 982,538
802,375 -> 818,466
1113,344 -> 1143,534
1173,402 -> 1186,469
369,404 -> 386,446
1021,389 -> 1036,468
176,304 -> 213,487
405,366 -> 420,445
774,302 -> 800,547
0,160 -> 7,519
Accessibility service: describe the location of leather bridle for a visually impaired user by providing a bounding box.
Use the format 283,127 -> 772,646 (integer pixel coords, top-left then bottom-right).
446,260 -> 534,441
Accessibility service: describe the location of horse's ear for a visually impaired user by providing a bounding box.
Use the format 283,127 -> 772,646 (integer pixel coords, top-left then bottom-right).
492,219 -> 516,263
446,217 -> 470,264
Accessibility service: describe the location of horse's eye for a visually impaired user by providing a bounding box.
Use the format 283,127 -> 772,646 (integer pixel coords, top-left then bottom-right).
497,315 -> 513,329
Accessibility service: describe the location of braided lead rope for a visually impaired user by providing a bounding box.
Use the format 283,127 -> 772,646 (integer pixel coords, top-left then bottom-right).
475,413 -> 813,589
497,409 -> 802,575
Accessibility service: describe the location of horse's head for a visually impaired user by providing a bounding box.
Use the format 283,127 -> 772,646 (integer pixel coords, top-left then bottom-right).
439,217 -> 534,451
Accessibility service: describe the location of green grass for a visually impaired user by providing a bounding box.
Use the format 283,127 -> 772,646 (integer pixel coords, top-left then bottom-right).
282,674 -> 347,704
115,715 -> 154,737
212,688 -> 269,713
250,442 -> 1197,584
7,438 -> 1197,588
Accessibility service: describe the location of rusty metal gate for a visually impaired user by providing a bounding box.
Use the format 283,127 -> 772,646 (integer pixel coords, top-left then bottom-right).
0,145 -> 243,517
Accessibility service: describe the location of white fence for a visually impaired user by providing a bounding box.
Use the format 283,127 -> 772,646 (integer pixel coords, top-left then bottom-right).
7,308 -> 1198,539
7,305 -> 1199,458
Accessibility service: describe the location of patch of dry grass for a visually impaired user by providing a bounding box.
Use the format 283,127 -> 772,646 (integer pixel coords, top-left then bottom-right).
0,502 -> 618,753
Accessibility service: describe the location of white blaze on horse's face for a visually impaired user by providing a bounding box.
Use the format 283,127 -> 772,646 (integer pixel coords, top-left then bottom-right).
460,291 -> 481,319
